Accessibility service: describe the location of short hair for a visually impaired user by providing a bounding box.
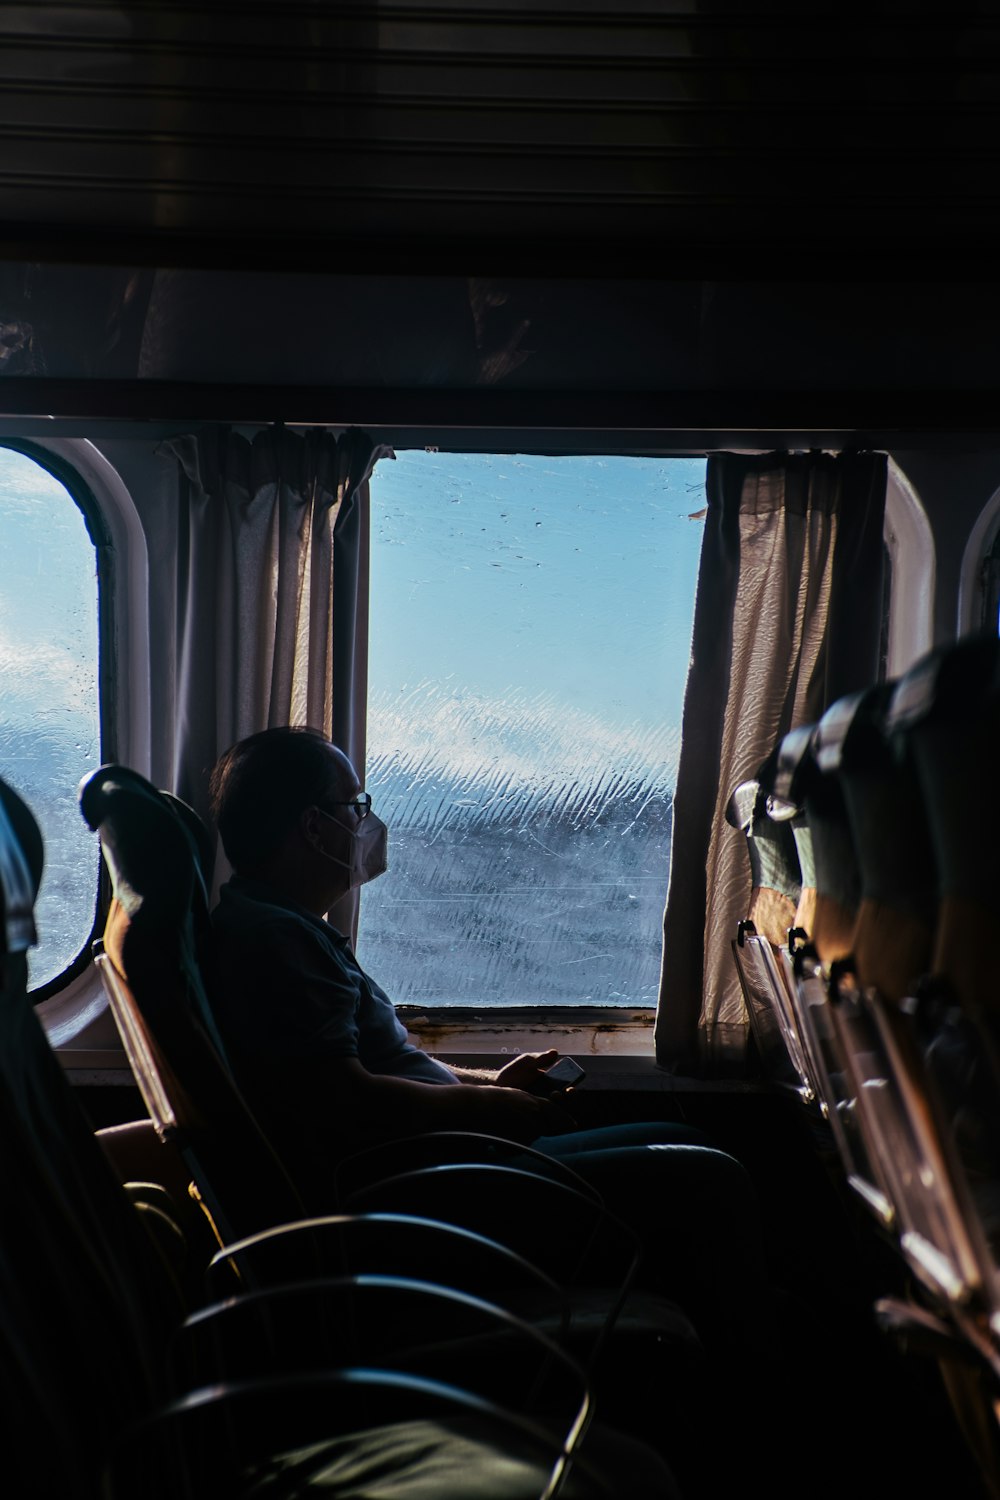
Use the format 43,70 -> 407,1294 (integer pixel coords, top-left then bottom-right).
209,726 -> 348,871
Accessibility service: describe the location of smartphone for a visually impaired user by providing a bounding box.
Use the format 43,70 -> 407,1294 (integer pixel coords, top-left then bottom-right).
539,1056 -> 586,1091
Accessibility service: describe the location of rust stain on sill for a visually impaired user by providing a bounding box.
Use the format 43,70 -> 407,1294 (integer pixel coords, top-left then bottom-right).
403,1010 -> 654,1055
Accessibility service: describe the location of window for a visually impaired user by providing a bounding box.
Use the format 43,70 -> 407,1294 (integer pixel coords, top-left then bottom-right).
957,472 -> 1000,640
0,444 -> 103,993
358,451 -> 706,1008
882,458 -> 934,678
982,526 -> 1000,635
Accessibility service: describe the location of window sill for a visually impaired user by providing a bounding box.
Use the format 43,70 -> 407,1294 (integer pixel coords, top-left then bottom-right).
399,1005 -> 655,1059
39,962 -> 133,1079
401,1009 -> 767,1092
38,961 -> 109,1046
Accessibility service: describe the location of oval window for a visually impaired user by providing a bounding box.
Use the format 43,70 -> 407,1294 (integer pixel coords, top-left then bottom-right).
0,444 -> 102,991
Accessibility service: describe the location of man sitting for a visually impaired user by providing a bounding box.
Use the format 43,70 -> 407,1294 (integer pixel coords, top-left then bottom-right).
207,726 -> 589,1192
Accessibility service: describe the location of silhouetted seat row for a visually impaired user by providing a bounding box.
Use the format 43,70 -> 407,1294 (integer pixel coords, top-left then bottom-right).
0,771 -> 688,1498
726,633 -> 1000,1495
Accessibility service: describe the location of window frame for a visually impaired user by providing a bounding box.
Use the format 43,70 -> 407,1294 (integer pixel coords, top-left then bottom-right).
0,438 -> 116,1001
0,435 -> 149,1045
982,528 -> 1000,634
883,457 -> 935,678
957,479 -> 1000,637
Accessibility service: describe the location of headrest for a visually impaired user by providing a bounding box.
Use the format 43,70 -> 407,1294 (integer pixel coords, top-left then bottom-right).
769,723 -> 818,818
887,635 -> 1000,736
813,683 -> 895,775
725,779 -> 762,834
0,778 -> 43,956
78,766 -> 208,924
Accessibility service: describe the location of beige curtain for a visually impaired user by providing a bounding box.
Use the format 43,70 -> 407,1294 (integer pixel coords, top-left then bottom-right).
149,425 -> 392,919
656,451 -> 887,1076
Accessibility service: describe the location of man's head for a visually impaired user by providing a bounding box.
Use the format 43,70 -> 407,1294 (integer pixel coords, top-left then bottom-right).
209,726 -> 360,877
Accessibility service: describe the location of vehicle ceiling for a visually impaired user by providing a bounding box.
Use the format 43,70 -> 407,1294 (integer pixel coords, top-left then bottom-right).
1,2 -> 999,447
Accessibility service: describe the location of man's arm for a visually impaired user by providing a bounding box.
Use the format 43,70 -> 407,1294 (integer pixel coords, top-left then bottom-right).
435,1051 -> 561,1090
438,1063 -> 499,1084
326,1055 -> 576,1144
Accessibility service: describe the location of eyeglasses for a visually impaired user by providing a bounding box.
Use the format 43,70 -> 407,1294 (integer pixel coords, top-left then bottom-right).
323,793 -> 372,820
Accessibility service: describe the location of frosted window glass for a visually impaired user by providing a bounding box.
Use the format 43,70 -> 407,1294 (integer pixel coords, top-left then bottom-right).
360,452 -> 705,1007
0,449 -> 100,989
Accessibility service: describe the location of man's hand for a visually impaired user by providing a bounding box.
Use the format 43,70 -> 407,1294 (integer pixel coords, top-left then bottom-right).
495,1049 -> 560,1092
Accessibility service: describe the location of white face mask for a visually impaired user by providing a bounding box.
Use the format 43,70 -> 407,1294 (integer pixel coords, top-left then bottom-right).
316,806 -> 388,889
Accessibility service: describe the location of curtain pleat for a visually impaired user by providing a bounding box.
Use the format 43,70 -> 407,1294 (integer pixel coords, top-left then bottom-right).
150,425 -> 392,913
655,451 -> 888,1076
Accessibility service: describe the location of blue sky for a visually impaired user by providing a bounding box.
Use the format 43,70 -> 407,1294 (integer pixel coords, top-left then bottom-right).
369,451 -> 707,737
1,447 -> 99,725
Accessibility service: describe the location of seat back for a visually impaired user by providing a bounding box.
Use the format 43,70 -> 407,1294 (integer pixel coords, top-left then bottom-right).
888,635 -> 1000,1033
726,753 -> 802,947
727,763 -> 809,1091
820,682 -> 936,1004
884,643 -> 1000,1264
0,775 -> 182,1498
731,919 -> 814,1097
771,722 -> 888,1195
79,764 -> 309,1257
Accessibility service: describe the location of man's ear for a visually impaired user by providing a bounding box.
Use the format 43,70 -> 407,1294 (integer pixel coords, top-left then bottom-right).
300,805 -> 324,848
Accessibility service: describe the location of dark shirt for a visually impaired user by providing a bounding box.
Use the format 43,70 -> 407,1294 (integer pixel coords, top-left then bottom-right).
209,875 -> 457,1195
211,876 -> 457,1080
